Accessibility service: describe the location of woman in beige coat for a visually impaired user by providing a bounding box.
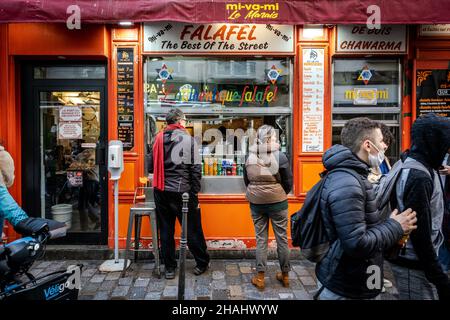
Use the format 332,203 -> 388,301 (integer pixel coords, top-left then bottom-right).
243,125 -> 293,290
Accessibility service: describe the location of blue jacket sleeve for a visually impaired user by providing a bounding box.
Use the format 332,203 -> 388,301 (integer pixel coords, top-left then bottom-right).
0,186 -> 29,232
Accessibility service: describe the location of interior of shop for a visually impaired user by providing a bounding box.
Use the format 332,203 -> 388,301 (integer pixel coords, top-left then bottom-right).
143,56 -> 293,193
40,91 -> 102,232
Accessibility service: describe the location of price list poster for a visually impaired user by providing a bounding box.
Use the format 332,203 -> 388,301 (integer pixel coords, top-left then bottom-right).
302,48 -> 325,153
117,48 -> 135,150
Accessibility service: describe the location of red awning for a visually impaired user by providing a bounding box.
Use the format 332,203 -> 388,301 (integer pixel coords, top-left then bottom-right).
0,0 -> 450,25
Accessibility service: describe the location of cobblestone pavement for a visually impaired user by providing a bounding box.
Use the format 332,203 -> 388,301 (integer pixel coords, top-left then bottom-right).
29,259 -> 400,300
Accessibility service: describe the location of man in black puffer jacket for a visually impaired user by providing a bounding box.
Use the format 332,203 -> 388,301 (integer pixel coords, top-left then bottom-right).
315,117 -> 417,300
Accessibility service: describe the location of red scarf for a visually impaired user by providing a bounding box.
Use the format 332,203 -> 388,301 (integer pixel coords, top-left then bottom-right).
152,123 -> 186,191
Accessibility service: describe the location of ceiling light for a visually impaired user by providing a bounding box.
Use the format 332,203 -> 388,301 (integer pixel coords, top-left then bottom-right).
118,21 -> 133,27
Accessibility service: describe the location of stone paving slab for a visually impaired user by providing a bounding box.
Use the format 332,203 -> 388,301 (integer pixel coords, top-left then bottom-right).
30,259 -> 400,300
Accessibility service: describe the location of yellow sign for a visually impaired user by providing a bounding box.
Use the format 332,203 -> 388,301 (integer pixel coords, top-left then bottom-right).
345,89 -> 389,99
344,88 -> 389,105
226,2 -> 279,20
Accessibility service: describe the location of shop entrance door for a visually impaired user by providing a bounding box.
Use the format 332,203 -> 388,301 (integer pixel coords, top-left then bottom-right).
21,63 -> 108,244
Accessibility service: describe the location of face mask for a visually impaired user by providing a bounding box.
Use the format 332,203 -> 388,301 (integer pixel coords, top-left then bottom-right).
367,140 -> 385,168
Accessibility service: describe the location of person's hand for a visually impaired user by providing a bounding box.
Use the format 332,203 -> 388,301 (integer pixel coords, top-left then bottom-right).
439,165 -> 450,176
390,208 -> 417,235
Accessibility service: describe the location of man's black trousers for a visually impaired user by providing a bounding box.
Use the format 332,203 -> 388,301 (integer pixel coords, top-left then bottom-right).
154,189 -> 210,270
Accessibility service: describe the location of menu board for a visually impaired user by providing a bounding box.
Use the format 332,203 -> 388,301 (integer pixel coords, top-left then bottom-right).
117,48 -> 135,150
302,48 -> 325,153
416,69 -> 450,118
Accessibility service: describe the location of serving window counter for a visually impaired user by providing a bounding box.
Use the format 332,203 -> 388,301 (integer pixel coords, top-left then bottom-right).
143,56 -> 293,194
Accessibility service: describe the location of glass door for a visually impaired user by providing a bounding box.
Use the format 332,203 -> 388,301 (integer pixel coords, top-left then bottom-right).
22,63 -> 108,244
40,91 -> 102,232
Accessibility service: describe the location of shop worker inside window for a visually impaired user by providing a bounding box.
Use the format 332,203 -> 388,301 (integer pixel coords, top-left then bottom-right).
147,109 -> 210,280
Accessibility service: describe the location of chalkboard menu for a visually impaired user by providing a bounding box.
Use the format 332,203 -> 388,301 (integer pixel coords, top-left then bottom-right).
117,48 -> 135,150
416,69 -> 450,118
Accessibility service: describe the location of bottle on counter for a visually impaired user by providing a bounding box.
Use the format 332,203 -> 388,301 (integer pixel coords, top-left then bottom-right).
232,162 -> 237,176
204,157 -> 209,176
237,163 -> 243,176
217,160 -> 222,176
213,158 -> 218,176
280,133 -> 287,153
208,157 -> 213,176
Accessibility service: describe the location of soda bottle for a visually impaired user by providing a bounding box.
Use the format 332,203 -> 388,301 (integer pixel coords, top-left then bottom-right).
217,160 -> 222,176
208,158 -> 213,176
237,163 -> 243,176
232,162 -> 237,176
204,157 -> 209,175
213,158 -> 217,176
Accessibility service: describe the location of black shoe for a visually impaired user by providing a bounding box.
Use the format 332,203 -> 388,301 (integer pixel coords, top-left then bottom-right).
193,263 -> 209,276
165,268 -> 176,279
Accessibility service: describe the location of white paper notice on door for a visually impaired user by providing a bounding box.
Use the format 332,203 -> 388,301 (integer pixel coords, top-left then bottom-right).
302,48 -> 324,153
59,106 -> 82,122
58,122 -> 82,139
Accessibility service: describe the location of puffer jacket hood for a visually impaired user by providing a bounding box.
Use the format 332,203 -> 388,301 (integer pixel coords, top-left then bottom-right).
0,145 -> 15,188
248,142 -> 280,168
322,144 -> 370,175
410,113 -> 450,170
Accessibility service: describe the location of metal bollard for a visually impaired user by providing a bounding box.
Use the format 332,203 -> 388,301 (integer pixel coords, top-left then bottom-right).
178,192 -> 189,300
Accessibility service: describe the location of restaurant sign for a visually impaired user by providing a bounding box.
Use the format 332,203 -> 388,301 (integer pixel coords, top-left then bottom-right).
143,22 -> 294,54
336,25 -> 407,54
420,24 -> 450,36
416,69 -> 450,118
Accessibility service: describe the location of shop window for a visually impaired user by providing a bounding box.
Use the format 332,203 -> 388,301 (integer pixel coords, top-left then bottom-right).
144,56 -> 293,194
332,59 -> 401,164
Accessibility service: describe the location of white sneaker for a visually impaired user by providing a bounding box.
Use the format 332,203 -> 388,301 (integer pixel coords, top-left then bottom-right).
383,278 -> 393,288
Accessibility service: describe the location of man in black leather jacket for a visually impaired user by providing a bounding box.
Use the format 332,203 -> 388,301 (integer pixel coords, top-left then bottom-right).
148,109 -> 209,279
315,117 -> 417,300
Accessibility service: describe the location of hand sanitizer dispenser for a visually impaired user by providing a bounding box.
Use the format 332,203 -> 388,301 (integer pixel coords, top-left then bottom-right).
100,140 -> 128,272
108,140 -> 124,180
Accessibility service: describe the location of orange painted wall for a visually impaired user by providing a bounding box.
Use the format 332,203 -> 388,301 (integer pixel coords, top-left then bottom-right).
2,23 -> 425,249
109,25 -> 309,249
1,23 -> 110,241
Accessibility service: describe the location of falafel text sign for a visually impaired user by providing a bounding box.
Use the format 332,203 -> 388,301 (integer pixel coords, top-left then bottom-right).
143,23 -> 294,53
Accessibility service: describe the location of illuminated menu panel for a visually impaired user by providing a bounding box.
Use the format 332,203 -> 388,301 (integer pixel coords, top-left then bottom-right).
117,48 -> 135,150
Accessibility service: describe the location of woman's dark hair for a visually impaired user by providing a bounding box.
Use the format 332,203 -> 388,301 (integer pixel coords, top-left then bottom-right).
379,122 -> 395,147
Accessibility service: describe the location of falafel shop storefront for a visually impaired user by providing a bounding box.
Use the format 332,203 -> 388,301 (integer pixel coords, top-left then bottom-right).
1,0 -> 449,251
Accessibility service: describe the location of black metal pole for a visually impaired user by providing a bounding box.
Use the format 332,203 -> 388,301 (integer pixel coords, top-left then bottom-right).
178,192 -> 189,300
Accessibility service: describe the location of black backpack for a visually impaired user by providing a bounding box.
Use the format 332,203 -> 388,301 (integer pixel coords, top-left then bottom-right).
291,168 -> 366,263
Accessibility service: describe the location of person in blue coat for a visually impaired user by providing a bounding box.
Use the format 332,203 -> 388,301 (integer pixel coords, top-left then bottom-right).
0,144 -> 28,238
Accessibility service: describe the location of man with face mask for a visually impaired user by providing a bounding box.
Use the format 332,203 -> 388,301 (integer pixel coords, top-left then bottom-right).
315,117 -> 417,300
388,113 -> 450,300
